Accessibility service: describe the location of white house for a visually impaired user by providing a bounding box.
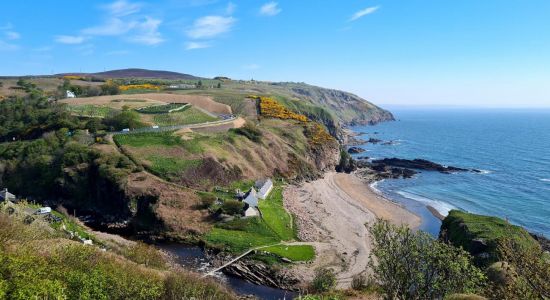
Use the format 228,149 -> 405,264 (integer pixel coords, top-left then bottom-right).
36,207 -> 52,215
66,90 -> 76,98
244,206 -> 259,217
0,188 -> 16,203
255,179 -> 274,200
243,188 -> 258,207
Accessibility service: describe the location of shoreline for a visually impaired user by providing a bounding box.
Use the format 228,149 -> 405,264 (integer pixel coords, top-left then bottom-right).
283,171 -> 421,288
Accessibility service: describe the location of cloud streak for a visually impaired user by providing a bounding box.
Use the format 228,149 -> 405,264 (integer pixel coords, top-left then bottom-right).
186,16 -> 236,39
55,35 -> 86,44
349,6 -> 379,21
185,41 -> 211,50
259,2 -> 281,16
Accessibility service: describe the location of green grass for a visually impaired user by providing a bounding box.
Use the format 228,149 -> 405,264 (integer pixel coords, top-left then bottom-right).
137,103 -> 188,114
151,107 -> 217,126
262,245 -> 315,261
147,155 -> 202,177
68,105 -> 117,118
258,185 -> 295,240
206,228 -> 279,253
114,131 -> 183,147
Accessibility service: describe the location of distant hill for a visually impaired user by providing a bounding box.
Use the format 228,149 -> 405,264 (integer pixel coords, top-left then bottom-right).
57,68 -> 201,80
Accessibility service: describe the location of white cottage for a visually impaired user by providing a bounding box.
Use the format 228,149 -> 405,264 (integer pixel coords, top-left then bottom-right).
66,90 -> 76,98
243,188 -> 258,207
0,188 -> 16,203
255,179 -> 274,200
244,206 -> 259,217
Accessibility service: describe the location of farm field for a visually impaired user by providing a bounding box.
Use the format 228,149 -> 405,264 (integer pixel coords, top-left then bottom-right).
147,107 -> 218,126
67,104 -> 117,118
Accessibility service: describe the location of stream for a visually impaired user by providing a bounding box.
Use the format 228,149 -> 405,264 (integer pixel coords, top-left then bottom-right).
159,243 -> 298,300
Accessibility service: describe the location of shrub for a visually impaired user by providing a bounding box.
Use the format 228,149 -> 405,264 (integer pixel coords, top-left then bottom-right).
200,194 -> 216,209
221,200 -> 243,215
123,242 -> 167,269
368,219 -> 486,300
351,273 -> 366,291
231,122 -> 263,143
312,267 -> 336,292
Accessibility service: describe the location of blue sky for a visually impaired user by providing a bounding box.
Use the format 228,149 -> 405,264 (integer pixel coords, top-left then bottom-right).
1,0 -> 549,107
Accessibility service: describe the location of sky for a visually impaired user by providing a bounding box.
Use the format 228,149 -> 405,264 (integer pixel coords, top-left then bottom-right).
1,0 -> 550,108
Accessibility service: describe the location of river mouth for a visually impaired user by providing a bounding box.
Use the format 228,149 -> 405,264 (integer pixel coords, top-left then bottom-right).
159,243 -> 298,300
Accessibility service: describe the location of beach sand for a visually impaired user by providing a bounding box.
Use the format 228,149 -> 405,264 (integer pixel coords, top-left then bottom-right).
284,172 -> 420,288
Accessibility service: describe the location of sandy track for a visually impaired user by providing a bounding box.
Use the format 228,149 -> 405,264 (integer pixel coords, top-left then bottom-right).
284,172 -> 420,288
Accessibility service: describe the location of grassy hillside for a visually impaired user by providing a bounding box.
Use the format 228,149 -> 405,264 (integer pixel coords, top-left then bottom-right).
0,205 -> 235,300
441,210 -> 539,266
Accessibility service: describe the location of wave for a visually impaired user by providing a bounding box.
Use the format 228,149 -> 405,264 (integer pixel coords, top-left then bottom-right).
397,191 -> 456,217
369,180 -> 384,195
540,178 -> 550,182
476,169 -> 493,175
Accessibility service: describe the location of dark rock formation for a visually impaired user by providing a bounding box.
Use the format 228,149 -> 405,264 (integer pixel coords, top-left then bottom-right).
223,260 -> 299,291
347,147 -> 366,154
371,158 -> 469,174
367,138 -> 383,144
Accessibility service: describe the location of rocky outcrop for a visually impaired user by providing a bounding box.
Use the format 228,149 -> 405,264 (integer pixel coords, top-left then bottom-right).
347,147 -> 366,154
223,259 -> 299,291
371,158 -> 470,174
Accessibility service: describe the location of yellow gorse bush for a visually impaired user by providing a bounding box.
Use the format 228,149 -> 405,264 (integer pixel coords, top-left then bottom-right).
254,96 -> 309,122
119,84 -> 161,91
62,75 -> 84,80
251,95 -> 334,145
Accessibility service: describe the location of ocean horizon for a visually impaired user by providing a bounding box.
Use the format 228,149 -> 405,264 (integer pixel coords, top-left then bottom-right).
352,108 -> 550,236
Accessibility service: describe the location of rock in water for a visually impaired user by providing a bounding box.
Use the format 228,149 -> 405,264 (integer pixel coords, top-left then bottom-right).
347,147 -> 366,154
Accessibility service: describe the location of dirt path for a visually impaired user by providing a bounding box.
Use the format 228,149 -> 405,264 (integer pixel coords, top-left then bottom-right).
284,172 -> 420,288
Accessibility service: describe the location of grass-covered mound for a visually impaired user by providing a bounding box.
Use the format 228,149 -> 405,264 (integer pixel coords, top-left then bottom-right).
441,210 -> 539,266
0,212 -> 235,300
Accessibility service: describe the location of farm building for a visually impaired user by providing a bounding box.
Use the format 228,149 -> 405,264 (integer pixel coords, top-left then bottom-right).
244,206 -> 259,217
243,188 -> 258,207
255,179 -> 274,199
66,90 -> 76,98
0,188 -> 16,203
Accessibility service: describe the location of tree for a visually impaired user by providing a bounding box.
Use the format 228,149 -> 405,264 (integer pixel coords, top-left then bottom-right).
311,267 -> 336,292
220,200 -> 243,215
368,219 -> 486,300
216,82 -> 221,88
486,238 -> 550,299
196,80 -> 203,88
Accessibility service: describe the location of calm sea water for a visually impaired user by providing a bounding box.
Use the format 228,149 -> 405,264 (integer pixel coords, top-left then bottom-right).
352,109 -> 550,236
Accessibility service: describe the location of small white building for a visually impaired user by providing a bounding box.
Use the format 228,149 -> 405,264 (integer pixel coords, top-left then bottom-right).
243,188 -> 258,207
0,188 -> 16,203
255,179 -> 274,200
244,206 -> 259,217
66,90 -> 76,98
36,207 -> 52,215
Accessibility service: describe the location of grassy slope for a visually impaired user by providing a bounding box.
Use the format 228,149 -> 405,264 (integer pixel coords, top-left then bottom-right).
258,186 -> 295,241
150,107 -> 217,126
442,210 -> 538,264
0,204 -> 235,300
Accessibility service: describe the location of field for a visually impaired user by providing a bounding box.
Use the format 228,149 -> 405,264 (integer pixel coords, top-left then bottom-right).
137,103 -> 188,114
67,104 -> 117,118
148,107 -> 218,126
261,245 -> 315,262
59,93 -> 232,114
146,155 -> 203,179
258,186 -> 296,240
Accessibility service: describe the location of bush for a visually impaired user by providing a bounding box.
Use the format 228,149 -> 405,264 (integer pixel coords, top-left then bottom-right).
123,242 -> 166,269
351,273 -> 366,291
200,194 -> 216,209
221,200 -> 243,215
312,267 -> 336,292
368,219 -> 486,300
231,122 -> 263,143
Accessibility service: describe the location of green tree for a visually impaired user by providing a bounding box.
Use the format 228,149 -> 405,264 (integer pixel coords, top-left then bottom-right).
368,219 -> 486,300
197,80 -> 203,88
311,267 -> 337,292
221,200 -> 243,215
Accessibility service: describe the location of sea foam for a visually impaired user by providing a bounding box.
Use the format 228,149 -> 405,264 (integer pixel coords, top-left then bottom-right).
397,191 -> 456,216
540,178 -> 550,182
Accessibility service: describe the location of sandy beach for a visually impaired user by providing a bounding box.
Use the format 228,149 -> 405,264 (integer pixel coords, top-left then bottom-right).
284,172 -> 420,288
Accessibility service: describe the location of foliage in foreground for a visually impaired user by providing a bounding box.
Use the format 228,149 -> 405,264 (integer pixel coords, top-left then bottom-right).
368,219 -> 486,300
0,213 -> 236,300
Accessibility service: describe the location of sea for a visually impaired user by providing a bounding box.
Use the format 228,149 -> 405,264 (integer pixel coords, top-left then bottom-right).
351,108 -> 550,237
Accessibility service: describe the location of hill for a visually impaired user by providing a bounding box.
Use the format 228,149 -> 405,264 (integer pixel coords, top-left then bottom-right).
58,68 -> 201,80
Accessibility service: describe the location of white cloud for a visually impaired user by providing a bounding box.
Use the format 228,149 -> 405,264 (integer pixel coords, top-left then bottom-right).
186,16 -> 236,39
83,18 -> 136,36
55,35 -> 86,44
349,6 -> 379,21
259,2 -> 281,16
129,17 -> 164,45
185,41 -> 211,50
103,0 -> 142,17
5,31 -> 20,40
